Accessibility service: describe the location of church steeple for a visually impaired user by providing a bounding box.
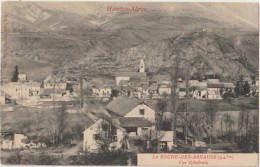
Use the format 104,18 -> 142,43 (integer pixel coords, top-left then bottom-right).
139,59 -> 145,73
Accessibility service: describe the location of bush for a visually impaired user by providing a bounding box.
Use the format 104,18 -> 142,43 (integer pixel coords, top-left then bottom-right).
69,150 -> 130,165
225,131 -> 236,143
2,151 -> 60,165
238,136 -> 259,153
2,151 -> 22,164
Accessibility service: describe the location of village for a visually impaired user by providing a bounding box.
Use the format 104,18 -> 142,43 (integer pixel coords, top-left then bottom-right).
1,59 -> 259,164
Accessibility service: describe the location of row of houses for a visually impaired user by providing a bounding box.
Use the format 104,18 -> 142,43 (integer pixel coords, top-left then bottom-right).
104,60 -> 259,99
90,59 -> 259,100
1,74 -> 78,105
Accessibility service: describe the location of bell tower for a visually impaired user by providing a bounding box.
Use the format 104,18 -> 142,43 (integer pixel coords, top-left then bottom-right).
139,59 -> 145,73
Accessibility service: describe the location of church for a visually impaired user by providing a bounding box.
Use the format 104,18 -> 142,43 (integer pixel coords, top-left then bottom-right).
115,59 -> 147,85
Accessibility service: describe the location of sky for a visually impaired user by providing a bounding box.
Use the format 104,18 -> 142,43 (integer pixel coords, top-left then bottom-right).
2,2 -> 259,29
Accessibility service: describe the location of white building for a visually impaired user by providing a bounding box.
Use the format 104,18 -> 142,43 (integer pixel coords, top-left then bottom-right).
44,75 -> 67,89
188,80 -> 200,87
158,84 -> 172,95
92,86 -> 112,98
2,82 -> 29,100
207,84 -> 223,99
18,74 -> 27,82
82,113 -> 128,152
25,81 -> 41,96
159,131 -> 174,151
1,132 -> 27,150
191,88 -> 207,99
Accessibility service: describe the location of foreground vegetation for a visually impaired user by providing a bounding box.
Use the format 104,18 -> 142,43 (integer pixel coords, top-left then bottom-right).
1,97 -> 258,165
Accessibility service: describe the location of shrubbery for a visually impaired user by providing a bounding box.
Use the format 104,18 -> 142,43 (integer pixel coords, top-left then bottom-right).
69,150 -> 131,165
1,151 -> 59,165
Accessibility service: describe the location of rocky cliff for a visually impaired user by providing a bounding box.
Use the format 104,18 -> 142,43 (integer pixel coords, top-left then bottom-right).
112,31 -> 258,79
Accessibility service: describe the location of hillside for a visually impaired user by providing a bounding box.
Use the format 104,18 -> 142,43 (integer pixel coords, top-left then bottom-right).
1,2 -> 258,81
112,31 -> 258,79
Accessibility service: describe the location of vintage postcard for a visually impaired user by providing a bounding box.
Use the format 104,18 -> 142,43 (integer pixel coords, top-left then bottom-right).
0,1 -> 259,166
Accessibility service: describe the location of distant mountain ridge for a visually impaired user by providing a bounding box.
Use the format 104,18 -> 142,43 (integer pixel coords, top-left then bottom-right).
1,2 -> 258,81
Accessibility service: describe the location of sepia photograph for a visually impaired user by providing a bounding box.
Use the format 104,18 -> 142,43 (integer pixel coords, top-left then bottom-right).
0,1 -> 259,166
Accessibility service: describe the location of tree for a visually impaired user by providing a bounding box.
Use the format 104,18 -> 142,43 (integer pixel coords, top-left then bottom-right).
95,121 -> 124,153
79,76 -> 84,108
238,113 -> 258,153
110,90 -> 119,100
244,110 -> 250,138
242,81 -> 250,95
189,112 -> 205,142
234,81 -> 240,97
238,109 -> 246,142
222,91 -> 235,100
56,104 -> 68,145
223,113 -> 234,142
182,60 -> 197,144
157,93 -> 168,130
11,65 -> 19,82
234,76 -> 244,97
169,51 -> 180,146
71,123 -> 85,140
204,101 -> 217,147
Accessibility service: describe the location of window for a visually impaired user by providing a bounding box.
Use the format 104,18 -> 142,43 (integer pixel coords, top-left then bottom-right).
112,136 -> 117,142
93,134 -> 101,140
160,141 -> 167,151
139,109 -> 145,115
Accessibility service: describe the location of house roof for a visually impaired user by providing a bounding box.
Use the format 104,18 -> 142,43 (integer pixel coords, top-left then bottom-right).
115,72 -> 147,77
85,113 -> 126,132
106,97 -> 144,116
207,83 -> 224,88
118,117 -> 153,127
159,84 -> 172,88
177,77 -> 183,82
119,80 -> 129,85
219,78 -> 233,82
159,131 -> 174,142
222,82 -> 235,88
84,113 -> 101,130
151,75 -> 171,82
130,77 -> 149,83
25,81 -> 40,87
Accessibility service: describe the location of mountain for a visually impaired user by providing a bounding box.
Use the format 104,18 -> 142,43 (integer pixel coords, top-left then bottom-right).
112,31 -> 258,79
1,2 -> 258,81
